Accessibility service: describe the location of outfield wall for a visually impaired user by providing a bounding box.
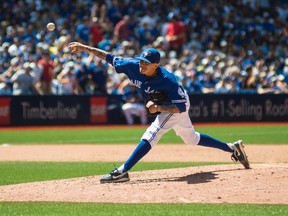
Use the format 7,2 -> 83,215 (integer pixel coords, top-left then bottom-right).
0,94 -> 287,126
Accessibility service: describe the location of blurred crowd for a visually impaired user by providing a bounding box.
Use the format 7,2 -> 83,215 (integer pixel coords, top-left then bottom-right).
0,0 -> 288,97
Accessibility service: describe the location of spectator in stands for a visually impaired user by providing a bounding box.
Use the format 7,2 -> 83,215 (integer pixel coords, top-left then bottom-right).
0,63 -> 5,76
139,10 -> 158,30
111,15 -> 131,47
75,16 -> 90,45
89,17 -> 104,48
97,3 -> 114,38
275,75 -> 288,93
0,0 -> 287,96
8,37 -> 22,57
57,62 -> 81,95
73,63 -> 90,94
200,72 -> 217,94
214,77 -> 235,94
10,62 -> 38,95
135,21 -> 156,47
29,61 -> 43,94
53,57 -> 66,78
165,12 -> 187,57
183,72 -> 203,94
0,80 -> 12,95
87,55 -> 108,95
106,0 -> 124,26
38,51 -> 54,95
0,57 -> 24,92
0,42 -> 12,65
242,65 -> 258,92
269,75 -> 288,94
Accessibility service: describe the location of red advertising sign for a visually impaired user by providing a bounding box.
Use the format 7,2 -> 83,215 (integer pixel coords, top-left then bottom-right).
90,97 -> 107,124
0,98 -> 11,125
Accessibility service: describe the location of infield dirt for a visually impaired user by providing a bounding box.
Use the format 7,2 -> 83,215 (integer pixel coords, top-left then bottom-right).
0,144 -> 287,204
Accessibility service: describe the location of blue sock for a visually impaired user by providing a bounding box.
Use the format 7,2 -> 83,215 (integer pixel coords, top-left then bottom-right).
198,134 -> 233,153
123,139 -> 151,172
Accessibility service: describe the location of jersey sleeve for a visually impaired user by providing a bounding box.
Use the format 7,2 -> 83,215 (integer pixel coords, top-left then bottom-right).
168,84 -> 187,112
106,53 -> 135,74
156,68 -> 187,113
162,72 -> 187,112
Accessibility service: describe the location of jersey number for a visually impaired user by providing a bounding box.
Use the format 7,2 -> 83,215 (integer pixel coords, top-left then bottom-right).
178,87 -> 185,97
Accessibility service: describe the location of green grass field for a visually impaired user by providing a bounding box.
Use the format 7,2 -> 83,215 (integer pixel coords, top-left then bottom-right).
0,202 -> 287,216
0,124 -> 287,216
0,125 -> 287,144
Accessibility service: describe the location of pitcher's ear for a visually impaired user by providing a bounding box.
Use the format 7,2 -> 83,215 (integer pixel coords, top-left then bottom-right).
154,63 -> 160,68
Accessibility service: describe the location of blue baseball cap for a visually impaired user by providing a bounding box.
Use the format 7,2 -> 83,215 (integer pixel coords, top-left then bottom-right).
137,48 -> 160,64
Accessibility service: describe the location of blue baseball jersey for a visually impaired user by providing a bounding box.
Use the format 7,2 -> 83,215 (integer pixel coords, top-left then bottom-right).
106,53 -> 187,112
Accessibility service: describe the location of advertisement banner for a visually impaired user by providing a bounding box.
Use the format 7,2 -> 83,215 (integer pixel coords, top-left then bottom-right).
90,97 -> 107,124
0,97 -> 11,125
2,94 -> 287,126
10,96 -> 90,125
188,94 -> 288,122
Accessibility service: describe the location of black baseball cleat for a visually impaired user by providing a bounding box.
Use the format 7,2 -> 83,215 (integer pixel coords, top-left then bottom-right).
230,140 -> 250,169
100,168 -> 130,183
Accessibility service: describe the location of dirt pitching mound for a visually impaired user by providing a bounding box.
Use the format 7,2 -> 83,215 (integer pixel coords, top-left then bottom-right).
1,163 -> 287,204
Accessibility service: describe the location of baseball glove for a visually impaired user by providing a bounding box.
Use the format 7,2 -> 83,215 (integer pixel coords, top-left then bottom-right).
145,91 -> 167,116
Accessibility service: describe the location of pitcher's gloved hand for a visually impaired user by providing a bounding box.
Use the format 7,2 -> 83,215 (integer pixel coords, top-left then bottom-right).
145,92 -> 167,116
146,100 -> 160,116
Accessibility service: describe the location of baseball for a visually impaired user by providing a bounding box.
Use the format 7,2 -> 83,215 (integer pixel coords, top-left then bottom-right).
47,22 -> 55,31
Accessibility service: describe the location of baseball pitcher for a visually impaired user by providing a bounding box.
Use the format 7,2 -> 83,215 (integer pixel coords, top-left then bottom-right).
68,42 -> 250,183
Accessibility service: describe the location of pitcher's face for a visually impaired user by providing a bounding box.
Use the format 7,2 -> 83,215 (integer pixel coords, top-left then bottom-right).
139,60 -> 159,77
